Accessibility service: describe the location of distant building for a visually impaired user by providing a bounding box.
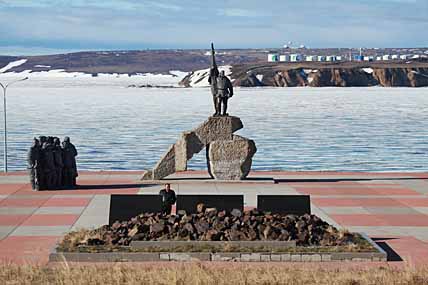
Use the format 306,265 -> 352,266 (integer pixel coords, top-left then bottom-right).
400,55 -> 409,60
268,54 -> 279,62
317,56 -> 326,62
391,55 -> 399,60
364,56 -> 374,62
353,55 -> 364,61
290,54 -> 303,62
376,56 -> 382,61
279,55 -> 290,62
412,55 -> 420,59
326,56 -> 337,62
336,56 -> 343,61
382,55 -> 391,60
305,55 -> 317,61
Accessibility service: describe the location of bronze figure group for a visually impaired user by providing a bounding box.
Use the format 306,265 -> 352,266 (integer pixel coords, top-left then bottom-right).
27,136 -> 78,190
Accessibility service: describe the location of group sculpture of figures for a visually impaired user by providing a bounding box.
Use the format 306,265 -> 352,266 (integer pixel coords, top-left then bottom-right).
208,43 -> 234,117
27,136 -> 78,190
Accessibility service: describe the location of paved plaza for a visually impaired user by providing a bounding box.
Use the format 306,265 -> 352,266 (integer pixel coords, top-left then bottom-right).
0,170 -> 428,266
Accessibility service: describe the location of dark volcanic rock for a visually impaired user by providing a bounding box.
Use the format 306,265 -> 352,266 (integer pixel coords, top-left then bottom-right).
65,208 -> 360,247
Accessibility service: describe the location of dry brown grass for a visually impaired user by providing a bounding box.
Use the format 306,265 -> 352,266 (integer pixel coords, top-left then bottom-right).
1,263 -> 427,285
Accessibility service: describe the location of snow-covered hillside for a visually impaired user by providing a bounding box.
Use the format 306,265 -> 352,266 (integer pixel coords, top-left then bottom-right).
181,66 -> 232,87
0,58 -> 189,88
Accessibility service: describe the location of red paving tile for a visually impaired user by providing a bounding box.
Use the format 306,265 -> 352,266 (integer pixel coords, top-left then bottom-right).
0,198 -> 50,207
373,236 -> 428,266
312,198 -> 404,207
0,215 -> 30,226
0,184 -> 28,195
21,214 -> 80,226
331,214 -> 428,226
400,198 -> 428,207
0,236 -> 59,265
295,187 -> 419,196
43,197 -> 91,207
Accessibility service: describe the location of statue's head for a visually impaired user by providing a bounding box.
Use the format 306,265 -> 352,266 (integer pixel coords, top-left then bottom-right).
32,137 -> 40,147
39,136 -> 47,144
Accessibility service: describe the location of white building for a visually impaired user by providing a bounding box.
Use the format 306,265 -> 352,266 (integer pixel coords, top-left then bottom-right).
400,55 -> 409,60
391,55 -> 399,60
268,54 -> 279,62
336,56 -> 343,61
317,56 -> 326,62
279,55 -> 290,62
412,55 -> 420,59
376,56 -> 382,61
382,55 -> 391,61
305,55 -> 317,61
326,56 -> 337,62
290,54 -> 303,62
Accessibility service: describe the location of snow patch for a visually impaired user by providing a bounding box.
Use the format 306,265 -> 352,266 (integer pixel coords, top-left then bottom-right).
362,68 -> 374,74
303,69 -> 317,74
0,69 -> 188,88
186,65 -> 232,87
0,59 -> 28,73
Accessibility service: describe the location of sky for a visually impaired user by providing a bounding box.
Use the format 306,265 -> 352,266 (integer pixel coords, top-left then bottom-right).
0,0 -> 427,55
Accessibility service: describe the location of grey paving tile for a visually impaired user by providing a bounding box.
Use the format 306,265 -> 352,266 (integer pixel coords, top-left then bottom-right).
413,207 -> 428,215
396,181 -> 428,195
71,195 -> 110,230
53,194 -> 95,199
364,207 -> 421,215
6,195 -> 52,200
347,226 -> 428,241
71,216 -> 109,230
0,207 -> 37,215
10,226 -> 72,236
34,207 -> 85,215
0,176 -> 30,184
310,195 -> 424,199
311,204 -> 342,229
0,226 -> 16,239
321,207 -> 370,214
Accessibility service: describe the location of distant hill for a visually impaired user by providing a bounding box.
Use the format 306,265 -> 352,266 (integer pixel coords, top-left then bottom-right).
1,47 -> 427,75
0,49 -> 265,75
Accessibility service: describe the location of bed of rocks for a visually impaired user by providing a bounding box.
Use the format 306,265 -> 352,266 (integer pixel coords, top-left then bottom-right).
60,206 -> 364,251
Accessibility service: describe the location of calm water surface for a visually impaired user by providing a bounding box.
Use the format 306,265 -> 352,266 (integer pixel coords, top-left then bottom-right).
2,86 -> 428,172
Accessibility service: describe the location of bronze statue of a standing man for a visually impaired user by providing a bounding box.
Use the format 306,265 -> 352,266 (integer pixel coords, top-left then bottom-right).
216,70 -> 233,116
208,43 -> 234,116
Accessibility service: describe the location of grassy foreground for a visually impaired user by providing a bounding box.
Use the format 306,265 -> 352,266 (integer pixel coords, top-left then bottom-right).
1,263 -> 427,285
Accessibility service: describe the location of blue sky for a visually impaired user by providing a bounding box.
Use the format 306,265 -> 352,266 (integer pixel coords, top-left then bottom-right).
0,0 -> 427,55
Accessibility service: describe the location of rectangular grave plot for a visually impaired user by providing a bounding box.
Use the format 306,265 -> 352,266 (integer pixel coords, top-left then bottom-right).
177,195 -> 243,214
257,195 -> 311,215
109,195 -> 162,225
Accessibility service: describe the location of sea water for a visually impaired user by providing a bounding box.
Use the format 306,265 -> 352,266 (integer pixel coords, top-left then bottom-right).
1,84 -> 428,172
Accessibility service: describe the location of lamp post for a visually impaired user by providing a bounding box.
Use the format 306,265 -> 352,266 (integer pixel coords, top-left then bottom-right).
0,77 -> 28,172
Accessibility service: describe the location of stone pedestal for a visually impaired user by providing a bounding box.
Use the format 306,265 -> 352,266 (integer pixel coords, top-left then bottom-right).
207,135 -> 257,180
142,116 -> 256,181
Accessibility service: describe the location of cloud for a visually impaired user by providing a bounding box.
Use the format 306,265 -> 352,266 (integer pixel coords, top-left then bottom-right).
0,0 -> 426,53
219,8 -> 269,18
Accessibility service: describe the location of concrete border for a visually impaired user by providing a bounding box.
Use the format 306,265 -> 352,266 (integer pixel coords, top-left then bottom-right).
49,234 -> 386,263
